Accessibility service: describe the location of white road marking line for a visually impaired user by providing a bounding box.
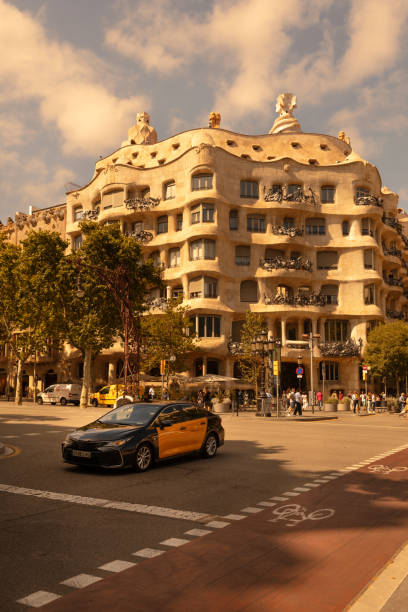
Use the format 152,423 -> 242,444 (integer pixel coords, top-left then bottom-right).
205,520 -> 230,528
313,479 -> 330,483
258,501 -> 277,507
303,483 -> 321,487
160,537 -> 190,547
294,487 -> 311,492
0,483 -> 210,523
24,433 -> 41,436
185,528 -> 212,537
60,574 -> 102,589
133,548 -> 164,559
223,514 -> 246,520
99,560 -> 136,572
17,590 -> 61,608
282,492 -> 300,497
2,435 -> 18,438
320,476 -> 338,480
271,496 -> 288,501
47,430 -> 63,434
242,507 -> 263,513
329,472 -> 344,476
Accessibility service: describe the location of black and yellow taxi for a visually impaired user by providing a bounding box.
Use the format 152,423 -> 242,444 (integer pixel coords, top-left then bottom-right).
62,402 -> 224,471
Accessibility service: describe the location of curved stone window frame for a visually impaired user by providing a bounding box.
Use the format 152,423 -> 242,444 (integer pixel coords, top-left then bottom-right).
247,214 -> 266,233
321,185 -> 336,203
306,217 -> 326,235
164,181 -> 176,200
240,180 -> 259,199
157,215 -> 168,234
192,173 -> 213,191
189,239 -> 216,261
240,280 -> 258,302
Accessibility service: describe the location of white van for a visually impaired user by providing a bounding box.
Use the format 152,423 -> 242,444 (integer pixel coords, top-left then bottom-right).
37,383 -> 81,406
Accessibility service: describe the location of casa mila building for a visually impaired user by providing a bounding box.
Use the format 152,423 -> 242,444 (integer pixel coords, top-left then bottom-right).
2,94 -> 408,395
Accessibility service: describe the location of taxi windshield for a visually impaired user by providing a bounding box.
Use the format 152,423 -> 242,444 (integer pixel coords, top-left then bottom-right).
99,403 -> 161,426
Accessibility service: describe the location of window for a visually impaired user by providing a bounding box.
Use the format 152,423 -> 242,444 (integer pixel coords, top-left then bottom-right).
189,277 -> 202,298
356,186 -> 370,199
235,245 -> 250,266
164,182 -> 175,200
287,184 -> 302,197
361,218 -> 374,236
130,221 -> 143,234
342,220 -> 350,236
247,215 -> 265,233
168,248 -> 180,268
189,239 -> 215,260
287,324 -> 297,341
364,284 -> 376,305
320,285 -> 338,305
265,248 -> 284,260
364,249 -> 375,269
192,173 -> 213,190
204,277 -> 218,298
206,360 -> 219,375
277,285 -> 292,298
306,217 -> 326,235
176,213 -> 183,231
190,203 -> 214,224
102,189 -> 123,208
73,234 -> 83,251
190,315 -> 221,337
231,320 -> 244,341
157,215 -> 168,234
324,320 -> 349,341
172,286 -> 183,299
290,251 -> 300,260
317,251 -> 338,270
240,180 -> 259,198
321,186 -> 335,203
283,217 -> 294,228
73,206 -> 83,221
229,210 -> 239,230
149,251 -> 161,267
319,362 -> 339,381
240,280 -> 258,302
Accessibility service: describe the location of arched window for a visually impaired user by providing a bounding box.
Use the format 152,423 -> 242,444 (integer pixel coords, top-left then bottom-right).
240,280 -> 258,302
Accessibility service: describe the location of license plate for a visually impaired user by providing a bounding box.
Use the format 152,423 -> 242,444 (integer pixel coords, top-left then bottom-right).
72,450 -> 91,458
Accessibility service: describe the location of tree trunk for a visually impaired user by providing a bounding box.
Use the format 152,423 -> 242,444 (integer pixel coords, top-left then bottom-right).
15,358 -> 23,405
80,347 -> 92,409
396,377 -> 400,396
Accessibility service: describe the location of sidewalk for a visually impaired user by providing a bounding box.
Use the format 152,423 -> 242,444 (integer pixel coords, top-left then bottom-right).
39,446 -> 408,612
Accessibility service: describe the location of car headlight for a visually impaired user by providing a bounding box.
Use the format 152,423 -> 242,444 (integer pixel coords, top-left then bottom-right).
64,434 -> 73,444
103,439 -> 128,447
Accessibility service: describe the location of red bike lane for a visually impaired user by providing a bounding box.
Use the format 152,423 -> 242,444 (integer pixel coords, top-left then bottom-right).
43,448 -> 408,612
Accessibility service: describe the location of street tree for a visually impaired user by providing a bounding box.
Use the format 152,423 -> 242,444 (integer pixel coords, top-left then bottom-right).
234,311 -> 264,397
140,298 -> 198,393
65,221 -> 161,407
364,321 -> 408,393
0,231 -> 68,404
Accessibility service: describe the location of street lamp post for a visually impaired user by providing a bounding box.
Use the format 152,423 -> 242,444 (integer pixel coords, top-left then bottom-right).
251,330 -> 281,417
302,332 -> 320,414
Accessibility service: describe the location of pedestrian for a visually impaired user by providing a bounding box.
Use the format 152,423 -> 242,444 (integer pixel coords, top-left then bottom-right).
162,387 -> 169,401
203,388 -> 211,411
197,389 -> 203,407
302,392 -> 308,411
398,392 -> 406,413
338,391 -> 344,402
243,391 -> 249,409
288,389 -> 295,416
294,389 -> 302,416
316,390 -> 323,411
148,386 -> 155,401
352,391 -> 358,413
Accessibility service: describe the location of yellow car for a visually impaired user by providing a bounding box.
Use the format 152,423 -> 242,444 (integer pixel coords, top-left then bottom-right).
90,384 -> 124,407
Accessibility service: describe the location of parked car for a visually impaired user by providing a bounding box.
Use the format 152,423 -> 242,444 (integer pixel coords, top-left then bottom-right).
62,402 -> 225,471
37,383 -> 81,406
90,384 -> 124,407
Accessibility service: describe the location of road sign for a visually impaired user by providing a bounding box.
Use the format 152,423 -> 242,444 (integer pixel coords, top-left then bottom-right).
296,366 -> 304,376
362,365 -> 368,371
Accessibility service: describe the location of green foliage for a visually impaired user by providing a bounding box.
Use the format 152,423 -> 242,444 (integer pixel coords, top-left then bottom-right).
140,298 -> 198,376
235,311 -> 263,388
364,321 -> 408,381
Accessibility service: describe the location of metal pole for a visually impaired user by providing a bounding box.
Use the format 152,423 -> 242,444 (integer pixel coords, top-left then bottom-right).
322,360 -> 325,410
310,334 -> 314,414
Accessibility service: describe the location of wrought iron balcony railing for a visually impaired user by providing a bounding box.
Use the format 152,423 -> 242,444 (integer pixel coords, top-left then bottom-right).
386,310 -> 404,319
264,292 -> 337,307
318,339 -> 362,357
271,224 -> 304,237
125,195 -> 161,211
383,216 -> 403,234
354,194 -> 383,207
383,277 -> 403,287
263,185 -> 317,206
383,247 -> 402,258
82,207 -> 100,220
260,256 -> 313,272
125,230 -> 153,243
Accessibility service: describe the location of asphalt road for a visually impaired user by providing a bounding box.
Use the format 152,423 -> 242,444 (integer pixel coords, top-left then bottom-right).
1,403 -> 407,611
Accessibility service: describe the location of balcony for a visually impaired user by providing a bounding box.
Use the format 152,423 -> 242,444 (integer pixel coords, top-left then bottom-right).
383,276 -> 403,287
386,310 -> 404,320
124,230 -> 153,243
263,185 -> 317,206
125,195 -> 160,211
354,194 -> 383,207
271,224 -> 304,237
383,247 -> 402,258
82,207 -> 100,220
264,292 -> 336,307
383,217 -> 403,234
260,256 -> 312,272
319,339 -> 361,357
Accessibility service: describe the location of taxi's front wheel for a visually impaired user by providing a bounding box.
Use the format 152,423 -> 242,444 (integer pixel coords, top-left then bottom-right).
201,433 -> 218,458
134,443 -> 153,472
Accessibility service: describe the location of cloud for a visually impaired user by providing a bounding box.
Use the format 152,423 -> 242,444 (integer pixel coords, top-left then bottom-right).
105,0 -> 408,121
0,0 -> 149,154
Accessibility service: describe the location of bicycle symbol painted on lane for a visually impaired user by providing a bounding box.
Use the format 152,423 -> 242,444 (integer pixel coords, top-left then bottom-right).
368,465 -> 408,474
268,504 -> 335,527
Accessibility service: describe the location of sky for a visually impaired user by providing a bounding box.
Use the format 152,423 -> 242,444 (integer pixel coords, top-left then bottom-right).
1,0 -> 408,223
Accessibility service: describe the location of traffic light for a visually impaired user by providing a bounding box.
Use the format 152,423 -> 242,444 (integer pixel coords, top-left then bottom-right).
273,360 -> 279,375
